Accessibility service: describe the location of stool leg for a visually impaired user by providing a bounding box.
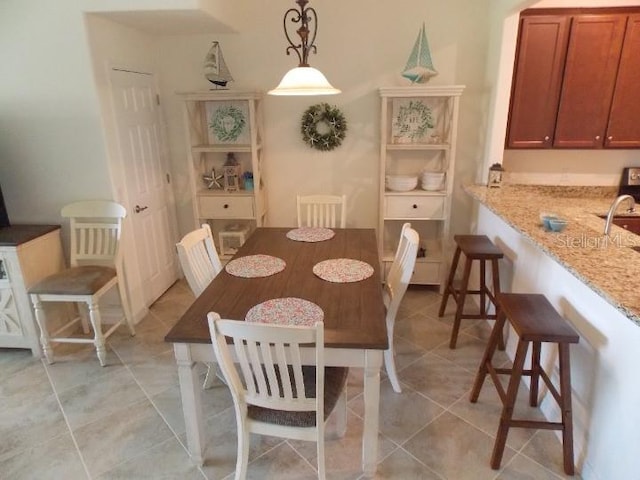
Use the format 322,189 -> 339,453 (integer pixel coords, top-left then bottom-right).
439,247 -> 461,317
479,260 -> 487,318
491,339 -> 529,470
31,296 -> 54,364
559,344 -> 575,476
491,259 -> 506,351
530,341 -> 541,407
449,255 -> 472,349
470,309 -> 507,402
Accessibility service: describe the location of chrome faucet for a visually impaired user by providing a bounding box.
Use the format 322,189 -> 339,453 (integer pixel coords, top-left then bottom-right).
604,194 -> 636,235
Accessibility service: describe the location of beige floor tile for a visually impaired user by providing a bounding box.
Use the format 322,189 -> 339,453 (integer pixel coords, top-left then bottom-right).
431,331 -> 509,373
0,432 -> 88,480
349,378 -> 444,445
108,315 -> 174,363
497,453 -> 566,480
44,348 -> 125,392
395,313 -> 452,351
127,348 -> 181,396
73,399 -> 175,477
57,367 -> 147,429
244,442 -> 318,480
371,447 -> 443,479
0,393 -> 68,462
97,436 -> 205,480
389,335 -> 428,374
0,348 -> 41,381
449,380 -> 545,452
403,411 -> 516,480
400,352 -> 475,407
289,410 -> 396,480
0,361 -> 53,408
521,431 -> 581,479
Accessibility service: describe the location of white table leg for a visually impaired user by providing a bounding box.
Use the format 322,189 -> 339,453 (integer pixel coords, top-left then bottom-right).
174,343 -> 205,466
362,349 -> 382,477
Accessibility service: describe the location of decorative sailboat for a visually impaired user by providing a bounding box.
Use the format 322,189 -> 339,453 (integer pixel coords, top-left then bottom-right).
402,23 -> 438,84
203,41 -> 234,89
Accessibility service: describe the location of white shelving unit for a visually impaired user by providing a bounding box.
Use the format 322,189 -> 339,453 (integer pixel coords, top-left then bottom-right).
378,85 -> 464,290
179,90 -> 267,259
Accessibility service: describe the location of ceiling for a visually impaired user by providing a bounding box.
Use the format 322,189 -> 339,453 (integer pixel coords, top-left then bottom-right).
91,9 -> 237,36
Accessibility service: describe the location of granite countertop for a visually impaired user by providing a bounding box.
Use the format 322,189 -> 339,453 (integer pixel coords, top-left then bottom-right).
464,184 -> 640,326
0,225 -> 61,246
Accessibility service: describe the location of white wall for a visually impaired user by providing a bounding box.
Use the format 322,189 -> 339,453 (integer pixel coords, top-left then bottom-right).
157,0 -> 492,238
0,0 -> 113,225
476,204 -> 640,480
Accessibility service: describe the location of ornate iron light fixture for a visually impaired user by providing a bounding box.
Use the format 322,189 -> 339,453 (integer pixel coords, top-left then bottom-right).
268,0 -> 341,96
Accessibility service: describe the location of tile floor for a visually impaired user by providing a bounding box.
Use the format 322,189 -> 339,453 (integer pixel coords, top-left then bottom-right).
0,281 -> 581,479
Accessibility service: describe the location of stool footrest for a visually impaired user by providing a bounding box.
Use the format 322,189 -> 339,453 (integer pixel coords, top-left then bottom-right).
507,419 -> 564,431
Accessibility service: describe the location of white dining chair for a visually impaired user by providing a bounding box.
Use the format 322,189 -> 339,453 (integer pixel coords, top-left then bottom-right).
29,200 -> 135,366
297,194 -> 347,228
207,314 -> 348,480
176,223 -> 223,388
384,223 -> 419,393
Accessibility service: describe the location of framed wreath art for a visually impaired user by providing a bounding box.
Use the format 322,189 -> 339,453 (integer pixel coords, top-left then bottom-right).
206,101 -> 249,144
300,103 -> 347,151
391,99 -> 435,143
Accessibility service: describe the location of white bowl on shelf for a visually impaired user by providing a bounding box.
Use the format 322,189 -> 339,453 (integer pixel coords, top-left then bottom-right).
386,175 -> 418,192
421,172 -> 445,191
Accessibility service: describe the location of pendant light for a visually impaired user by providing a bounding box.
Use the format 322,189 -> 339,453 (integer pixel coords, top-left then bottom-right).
268,0 -> 341,96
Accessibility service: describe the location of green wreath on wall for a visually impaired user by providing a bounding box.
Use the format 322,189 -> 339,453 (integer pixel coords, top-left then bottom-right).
300,103 -> 347,151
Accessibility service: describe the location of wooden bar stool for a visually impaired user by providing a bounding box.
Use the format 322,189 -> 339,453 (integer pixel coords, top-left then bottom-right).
438,234 -> 504,349
470,293 -> 580,475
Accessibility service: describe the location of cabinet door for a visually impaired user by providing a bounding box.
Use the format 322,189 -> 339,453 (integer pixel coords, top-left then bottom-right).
554,14 -> 626,148
606,14 -> 640,148
506,15 -> 570,148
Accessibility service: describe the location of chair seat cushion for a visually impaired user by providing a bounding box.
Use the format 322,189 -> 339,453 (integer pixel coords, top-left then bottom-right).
248,366 -> 348,428
29,266 -> 117,296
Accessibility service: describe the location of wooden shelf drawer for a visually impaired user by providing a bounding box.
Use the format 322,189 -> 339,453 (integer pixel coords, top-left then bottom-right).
197,195 -> 254,219
385,196 -> 444,219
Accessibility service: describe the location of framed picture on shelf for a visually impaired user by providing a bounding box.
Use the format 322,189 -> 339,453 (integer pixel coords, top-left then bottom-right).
205,101 -> 250,144
391,98 -> 442,144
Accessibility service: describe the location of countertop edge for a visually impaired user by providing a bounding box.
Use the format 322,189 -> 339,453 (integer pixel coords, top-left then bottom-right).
464,184 -> 640,327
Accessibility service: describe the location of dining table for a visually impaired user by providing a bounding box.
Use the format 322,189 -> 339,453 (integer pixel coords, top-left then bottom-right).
164,227 -> 388,476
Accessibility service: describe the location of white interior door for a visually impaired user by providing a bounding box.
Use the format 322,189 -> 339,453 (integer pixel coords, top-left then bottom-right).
109,68 -> 178,306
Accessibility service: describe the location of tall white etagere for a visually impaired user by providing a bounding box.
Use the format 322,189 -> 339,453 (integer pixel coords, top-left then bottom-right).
179,90 -> 267,258
379,85 -> 464,290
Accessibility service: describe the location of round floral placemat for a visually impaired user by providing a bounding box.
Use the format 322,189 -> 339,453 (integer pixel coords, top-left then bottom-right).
245,297 -> 324,326
286,227 -> 335,242
225,254 -> 286,278
313,258 -> 374,283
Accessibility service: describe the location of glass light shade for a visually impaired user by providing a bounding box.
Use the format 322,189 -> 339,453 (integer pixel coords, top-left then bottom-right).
268,66 -> 341,96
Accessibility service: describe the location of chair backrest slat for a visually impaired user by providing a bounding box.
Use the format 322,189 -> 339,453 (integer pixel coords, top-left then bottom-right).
209,315 -> 322,413
61,201 -> 126,268
176,224 -> 222,296
297,194 -> 346,228
385,223 -> 419,314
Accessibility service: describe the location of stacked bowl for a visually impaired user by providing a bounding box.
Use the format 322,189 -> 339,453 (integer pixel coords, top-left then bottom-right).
386,175 -> 418,192
421,171 -> 445,191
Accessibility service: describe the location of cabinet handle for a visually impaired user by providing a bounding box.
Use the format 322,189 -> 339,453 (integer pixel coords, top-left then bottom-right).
544,135 -> 550,141
134,205 -> 148,213
608,136 -> 613,141
595,135 -> 601,140
223,204 -> 229,209
412,204 -> 418,209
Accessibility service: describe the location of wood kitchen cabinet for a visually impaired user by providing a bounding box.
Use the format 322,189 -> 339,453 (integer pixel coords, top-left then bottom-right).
507,8 -> 640,149
506,15 -> 570,148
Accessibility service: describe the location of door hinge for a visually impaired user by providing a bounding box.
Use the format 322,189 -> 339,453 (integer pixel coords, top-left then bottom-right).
156,94 -> 160,106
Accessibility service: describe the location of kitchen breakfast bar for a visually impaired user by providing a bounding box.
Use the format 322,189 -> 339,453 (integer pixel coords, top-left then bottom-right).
465,184 -> 640,480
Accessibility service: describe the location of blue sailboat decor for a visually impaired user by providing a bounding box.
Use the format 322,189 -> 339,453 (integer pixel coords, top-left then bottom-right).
402,23 -> 438,84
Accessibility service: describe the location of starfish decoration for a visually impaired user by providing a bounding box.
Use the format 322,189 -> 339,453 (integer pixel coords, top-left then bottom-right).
202,168 -> 223,189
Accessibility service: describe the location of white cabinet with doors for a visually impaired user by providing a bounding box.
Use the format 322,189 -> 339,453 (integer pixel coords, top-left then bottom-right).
378,86 -> 464,290
179,90 -> 267,259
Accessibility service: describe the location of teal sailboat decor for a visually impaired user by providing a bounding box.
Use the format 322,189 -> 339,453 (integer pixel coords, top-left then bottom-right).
402,23 -> 438,83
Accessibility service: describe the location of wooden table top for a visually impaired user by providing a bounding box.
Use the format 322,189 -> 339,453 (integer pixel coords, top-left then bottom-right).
165,227 -> 388,350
